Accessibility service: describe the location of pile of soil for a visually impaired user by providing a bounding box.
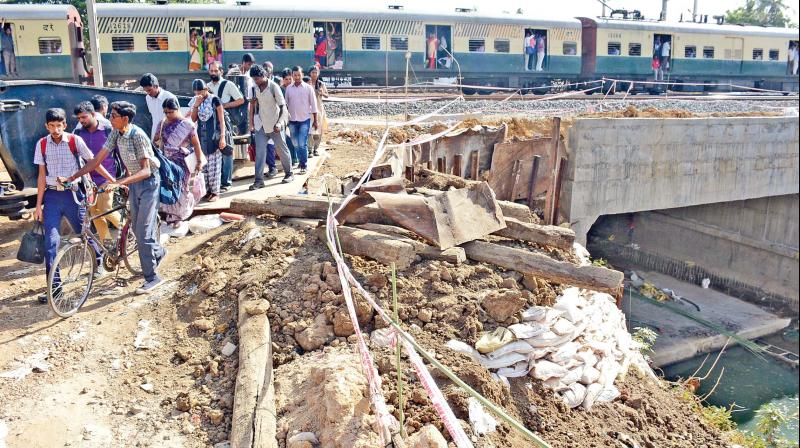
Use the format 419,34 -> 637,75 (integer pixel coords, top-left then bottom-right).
580,105 -> 781,119
188,220 -> 728,448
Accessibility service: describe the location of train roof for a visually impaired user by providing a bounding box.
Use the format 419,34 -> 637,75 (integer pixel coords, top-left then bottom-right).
0,4 -> 79,21
96,3 -> 583,28
585,16 -> 799,38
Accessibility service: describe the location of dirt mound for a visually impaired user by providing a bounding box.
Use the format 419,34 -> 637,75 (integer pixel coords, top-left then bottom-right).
580,105 -> 781,119
188,220 -> 727,448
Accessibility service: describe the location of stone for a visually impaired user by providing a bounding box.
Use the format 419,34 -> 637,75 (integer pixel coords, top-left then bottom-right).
221,342 -> 237,357
418,309 -> 433,323
431,282 -> 454,295
522,274 -> 539,292
501,277 -> 519,290
201,271 -> 229,295
192,319 -> 214,332
481,290 -> 527,322
139,383 -> 154,393
407,425 -> 448,448
287,432 -> 319,448
365,273 -> 388,289
626,397 -> 644,410
295,315 -> 334,351
175,347 -> 192,362
332,310 -> 355,337
245,300 -> 270,315
175,393 -> 195,412
207,409 -> 224,426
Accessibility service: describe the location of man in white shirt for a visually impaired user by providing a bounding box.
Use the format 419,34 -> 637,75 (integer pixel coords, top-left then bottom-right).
660,40 -> 671,79
140,73 -> 177,140
207,61 -> 244,191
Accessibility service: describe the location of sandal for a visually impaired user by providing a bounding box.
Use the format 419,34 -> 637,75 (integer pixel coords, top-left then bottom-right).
206,194 -> 219,202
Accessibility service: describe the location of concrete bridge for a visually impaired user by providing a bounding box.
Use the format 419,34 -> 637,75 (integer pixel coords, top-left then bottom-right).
560,116 -> 799,307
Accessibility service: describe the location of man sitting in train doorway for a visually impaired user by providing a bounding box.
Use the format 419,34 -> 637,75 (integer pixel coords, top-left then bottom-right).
0,20 -> 18,78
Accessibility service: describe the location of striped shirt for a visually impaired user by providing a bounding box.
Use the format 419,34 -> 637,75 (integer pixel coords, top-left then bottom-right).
102,124 -> 160,176
33,133 -> 94,187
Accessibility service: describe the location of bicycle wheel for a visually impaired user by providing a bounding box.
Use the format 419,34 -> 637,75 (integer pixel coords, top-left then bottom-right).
48,241 -> 95,318
121,222 -> 142,276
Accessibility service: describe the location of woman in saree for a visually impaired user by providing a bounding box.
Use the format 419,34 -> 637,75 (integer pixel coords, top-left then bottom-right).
189,29 -> 203,71
188,79 -> 227,202
306,65 -> 328,157
154,98 -> 205,226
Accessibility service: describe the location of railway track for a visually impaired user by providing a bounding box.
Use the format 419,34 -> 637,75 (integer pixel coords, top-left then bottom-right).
326,91 -> 799,102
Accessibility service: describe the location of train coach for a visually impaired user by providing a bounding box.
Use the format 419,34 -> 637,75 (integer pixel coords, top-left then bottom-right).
94,2 -> 583,93
0,5 -> 88,82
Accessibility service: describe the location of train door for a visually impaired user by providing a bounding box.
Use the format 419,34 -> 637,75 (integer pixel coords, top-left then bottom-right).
188,20 -> 223,71
725,37 -> 744,74
423,24 -> 451,69
312,21 -> 344,69
653,33 -> 672,78
789,40 -> 799,75
524,28 -> 548,71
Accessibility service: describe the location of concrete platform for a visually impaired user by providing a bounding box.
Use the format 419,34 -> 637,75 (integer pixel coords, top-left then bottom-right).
193,149 -> 328,213
622,271 -> 792,367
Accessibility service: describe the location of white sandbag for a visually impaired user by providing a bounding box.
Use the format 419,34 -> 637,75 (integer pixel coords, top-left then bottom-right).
543,377 -> 570,392
563,382 -> 588,408
550,341 -> 581,364
497,361 -> 530,378
480,352 -> 528,370
508,322 -> 548,339
552,318 -> 577,336
530,346 -> 554,360
486,340 -> 533,359
596,384 -> 621,403
587,340 -> 614,357
526,331 -> 574,348
597,357 -> 622,388
445,340 -> 484,363
531,359 -> 567,380
188,214 -> 224,235
556,287 -> 582,306
560,366 -> 583,386
475,327 -> 515,354
491,373 -> 510,389
573,242 -> 591,267
521,306 -> 548,322
554,303 -> 583,323
161,221 -> 189,238
468,397 -> 497,436
616,328 -> 631,352
576,350 -> 599,367
582,383 -> 603,410
580,366 -> 601,385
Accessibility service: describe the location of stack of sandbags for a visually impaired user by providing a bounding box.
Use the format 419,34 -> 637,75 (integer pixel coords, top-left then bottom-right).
446,287 -> 655,410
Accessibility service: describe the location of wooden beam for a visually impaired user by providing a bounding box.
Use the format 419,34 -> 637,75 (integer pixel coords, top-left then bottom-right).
527,155 -> 541,210
453,154 -> 463,178
313,225 -> 417,270
462,240 -> 623,296
493,217 -> 575,250
229,196 -> 393,225
356,223 -> 467,264
437,157 -> 446,173
544,117 -> 562,225
552,157 -> 568,225
470,150 -> 480,180
509,159 -> 522,200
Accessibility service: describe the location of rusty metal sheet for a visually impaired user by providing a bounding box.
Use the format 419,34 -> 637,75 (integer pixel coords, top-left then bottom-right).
487,137 -> 560,202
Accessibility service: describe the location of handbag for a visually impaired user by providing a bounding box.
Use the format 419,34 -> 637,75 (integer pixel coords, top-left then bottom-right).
17,221 -> 45,264
191,172 -> 207,202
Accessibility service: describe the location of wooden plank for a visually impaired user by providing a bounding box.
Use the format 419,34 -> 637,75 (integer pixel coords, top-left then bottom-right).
527,155 -> 541,210
544,117 -> 562,225
470,150 -> 480,180
355,223 -> 467,264
552,157 -> 568,225
462,240 -> 624,296
453,154 -> 463,178
509,159 -> 522,200
493,217 -> 575,250
229,196 -> 394,225
313,225 -> 417,270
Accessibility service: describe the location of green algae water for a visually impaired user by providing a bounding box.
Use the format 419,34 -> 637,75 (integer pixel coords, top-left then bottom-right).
662,329 -> 799,441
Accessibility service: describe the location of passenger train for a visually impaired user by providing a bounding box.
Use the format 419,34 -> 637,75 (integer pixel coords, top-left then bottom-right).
0,2 -> 797,93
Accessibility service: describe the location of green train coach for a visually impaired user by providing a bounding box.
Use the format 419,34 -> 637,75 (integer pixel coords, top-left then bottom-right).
1,2 -> 797,93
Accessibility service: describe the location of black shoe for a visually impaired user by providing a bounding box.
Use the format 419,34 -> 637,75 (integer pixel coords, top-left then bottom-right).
249,182 -> 265,191
281,175 -> 294,184
312,150 -> 319,156
38,294 -> 48,304
266,169 -> 278,178
220,186 -> 231,193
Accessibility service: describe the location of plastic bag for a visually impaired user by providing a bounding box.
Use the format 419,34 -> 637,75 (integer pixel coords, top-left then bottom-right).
17,222 -> 45,264
191,173 -> 207,203
188,214 -> 224,235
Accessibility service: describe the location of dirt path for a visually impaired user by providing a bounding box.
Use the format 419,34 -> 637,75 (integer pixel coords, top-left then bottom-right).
0,217 -> 234,448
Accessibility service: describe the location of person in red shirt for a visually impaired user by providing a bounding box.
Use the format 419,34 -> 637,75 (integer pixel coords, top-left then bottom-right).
315,36 -> 328,68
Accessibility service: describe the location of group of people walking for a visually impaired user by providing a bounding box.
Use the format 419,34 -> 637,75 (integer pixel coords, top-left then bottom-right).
31,53 -> 329,300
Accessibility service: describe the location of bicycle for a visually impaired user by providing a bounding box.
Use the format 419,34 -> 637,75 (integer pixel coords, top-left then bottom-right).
47,181 -> 153,317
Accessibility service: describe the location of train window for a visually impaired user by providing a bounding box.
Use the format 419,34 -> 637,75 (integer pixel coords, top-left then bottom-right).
390,36 -> 408,51
274,35 -> 295,50
243,35 -> 263,50
362,36 -> 381,50
38,37 -> 62,55
769,49 -> 779,61
684,46 -> 697,58
607,42 -> 621,56
628,43 -> 642,56
468,39 -> 485,52
111,36 -> 135,52
146,35 -> 169,51
752,49 -> 763,60
703,46 -> 715,59
563,42 -> 578,55
494,39 -> 510,53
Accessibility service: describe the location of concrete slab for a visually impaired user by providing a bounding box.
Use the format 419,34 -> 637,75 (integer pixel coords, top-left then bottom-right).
193,149 -> 329,214
621,271 -> 792,367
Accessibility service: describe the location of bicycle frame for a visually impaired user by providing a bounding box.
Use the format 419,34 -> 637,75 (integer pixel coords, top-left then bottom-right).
66,183 -> 130,264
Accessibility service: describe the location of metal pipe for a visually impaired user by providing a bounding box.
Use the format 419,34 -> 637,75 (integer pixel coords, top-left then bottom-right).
693,0 -> 699,22
660,0 -> 669,21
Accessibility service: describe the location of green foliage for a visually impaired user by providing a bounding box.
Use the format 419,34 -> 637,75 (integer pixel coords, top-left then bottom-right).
754,404 -> 799,448
700,404 -> 738,432
726,0 -> 797,27
590,257 -> 608,267
632,326 -> 658,352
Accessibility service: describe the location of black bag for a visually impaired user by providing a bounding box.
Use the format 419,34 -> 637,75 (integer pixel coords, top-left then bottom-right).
17,222 -> 45,264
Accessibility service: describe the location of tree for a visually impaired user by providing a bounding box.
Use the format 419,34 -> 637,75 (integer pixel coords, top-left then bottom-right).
725,0 -> 797,27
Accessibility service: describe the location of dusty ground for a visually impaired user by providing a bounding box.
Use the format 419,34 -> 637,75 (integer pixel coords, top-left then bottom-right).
0,217 -> 237,447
